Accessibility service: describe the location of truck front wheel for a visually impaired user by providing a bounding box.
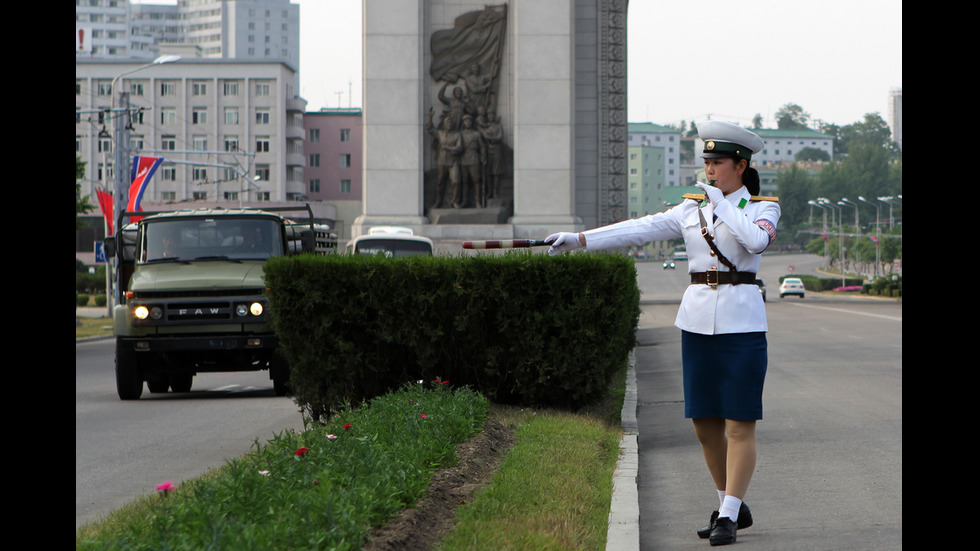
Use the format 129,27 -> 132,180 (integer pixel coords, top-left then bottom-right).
271,357 -> 291,396
115,350 -> 144,400
170,372 -> 193,393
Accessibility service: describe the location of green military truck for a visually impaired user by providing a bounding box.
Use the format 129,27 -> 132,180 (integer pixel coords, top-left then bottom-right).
104,205 -> 332,400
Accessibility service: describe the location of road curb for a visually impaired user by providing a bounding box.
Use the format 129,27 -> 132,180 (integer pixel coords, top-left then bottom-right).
606,349 -> 639,551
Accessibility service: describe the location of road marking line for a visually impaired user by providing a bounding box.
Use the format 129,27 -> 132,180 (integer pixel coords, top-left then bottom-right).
786,302 -> 901,321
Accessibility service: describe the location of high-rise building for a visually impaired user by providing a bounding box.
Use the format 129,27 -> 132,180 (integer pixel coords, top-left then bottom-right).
888,88 -> 902,151
77,1 -> 300,78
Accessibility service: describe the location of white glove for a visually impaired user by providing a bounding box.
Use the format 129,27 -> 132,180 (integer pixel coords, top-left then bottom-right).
545,232 -> 582,256
695,182 -> 724,205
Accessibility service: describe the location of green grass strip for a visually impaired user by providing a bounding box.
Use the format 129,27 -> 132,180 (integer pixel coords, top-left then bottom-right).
76,383 -> 488,550
439,407 -> 622,551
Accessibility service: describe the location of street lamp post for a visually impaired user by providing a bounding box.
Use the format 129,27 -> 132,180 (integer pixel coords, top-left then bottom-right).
819,199 -> 845,285
858,196 -> 881,278
808,200 -> 830,266
107,55 -> 180,307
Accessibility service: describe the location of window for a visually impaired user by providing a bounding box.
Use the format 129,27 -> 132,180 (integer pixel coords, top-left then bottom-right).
255,165 -> 270,181
255,82 -> 271,96
192,107 -> 208,125
193,167 -> 208,181
160,81 -> 176,96
98,81 -> 112,96
193,191 -> 208,200
223,81 -> 239,96
340,179 -> 351,193
130,82 -> 144,96
161,191 -> 176,201
309,153 -> 319,167
161,167 -> 176,181
223,191 -> 239,201
192,81 -> 207,96
224,107 -> 239,125
192,135 -> 208,151
309,179 -> 320,193
161,108 -> 176,125
340,128 -> 351,142
161,135 -> 176,150
340,154 -> 351,168
256,137 -> 270,152
224,136 -> 239,152
309,128 -> 319,142
255,110 -> 270,124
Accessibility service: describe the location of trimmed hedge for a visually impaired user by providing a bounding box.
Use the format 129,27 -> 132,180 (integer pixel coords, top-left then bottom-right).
265,252 -> 639,419
779,274 -> 864,292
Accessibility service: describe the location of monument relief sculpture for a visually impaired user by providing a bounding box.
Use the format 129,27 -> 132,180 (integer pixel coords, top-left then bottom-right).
455,114 -> 487,208
426,108 -> 463,209
427,4 -> 509,216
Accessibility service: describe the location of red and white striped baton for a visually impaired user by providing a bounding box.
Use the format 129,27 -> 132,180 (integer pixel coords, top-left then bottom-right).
462,239 -> 549,249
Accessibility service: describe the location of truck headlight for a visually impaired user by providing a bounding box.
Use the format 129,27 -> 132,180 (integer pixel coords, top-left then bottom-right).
133,305 -> 163,321
236,302 -> 264,317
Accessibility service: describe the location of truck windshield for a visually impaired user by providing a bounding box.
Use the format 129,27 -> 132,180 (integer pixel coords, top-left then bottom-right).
141,218 -> 283,262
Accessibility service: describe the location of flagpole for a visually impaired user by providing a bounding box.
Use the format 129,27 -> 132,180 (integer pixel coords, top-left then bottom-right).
108,56 -> 180,307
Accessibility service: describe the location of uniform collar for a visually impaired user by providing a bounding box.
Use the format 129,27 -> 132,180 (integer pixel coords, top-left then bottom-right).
726,186 -> 751,209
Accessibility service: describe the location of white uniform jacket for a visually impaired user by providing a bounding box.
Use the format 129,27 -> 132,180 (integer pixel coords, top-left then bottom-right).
582,186 -> 780,335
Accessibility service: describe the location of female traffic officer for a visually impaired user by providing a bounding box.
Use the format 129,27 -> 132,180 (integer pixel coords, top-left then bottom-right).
546,120 -> 779,546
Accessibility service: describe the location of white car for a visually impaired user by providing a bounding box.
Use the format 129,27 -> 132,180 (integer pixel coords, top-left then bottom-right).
779,277 -> 805,299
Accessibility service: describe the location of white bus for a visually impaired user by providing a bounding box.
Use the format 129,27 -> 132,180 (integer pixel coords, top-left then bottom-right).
345,227 -> 434,257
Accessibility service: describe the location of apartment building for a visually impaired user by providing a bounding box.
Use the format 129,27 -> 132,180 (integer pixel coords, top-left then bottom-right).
627,144 -> 666,219
303,109 -> 363,239
76,0 -> 300,72
75,58 -> 315,262
627,123 -> 682,188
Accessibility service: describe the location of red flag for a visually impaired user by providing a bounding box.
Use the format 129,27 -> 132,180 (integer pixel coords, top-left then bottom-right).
96,188 -> 114,234
127,156 -> 164,222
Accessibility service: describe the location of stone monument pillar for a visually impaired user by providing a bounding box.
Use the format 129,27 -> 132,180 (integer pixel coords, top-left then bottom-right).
355,0 -> 626,250
353,0 -> 429,235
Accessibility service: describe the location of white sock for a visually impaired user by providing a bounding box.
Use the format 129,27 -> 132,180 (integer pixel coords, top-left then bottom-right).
719,495 -> 742,522
717,490 -> 726,509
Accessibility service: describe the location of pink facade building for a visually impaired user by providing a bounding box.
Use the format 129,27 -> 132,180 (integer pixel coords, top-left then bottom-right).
303,108 -> 362,202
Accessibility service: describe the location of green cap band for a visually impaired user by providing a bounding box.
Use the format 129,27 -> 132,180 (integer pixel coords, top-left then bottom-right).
703,140 -> 752,161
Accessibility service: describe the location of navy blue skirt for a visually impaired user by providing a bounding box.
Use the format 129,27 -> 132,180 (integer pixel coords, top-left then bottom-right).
682,331 -> 768,421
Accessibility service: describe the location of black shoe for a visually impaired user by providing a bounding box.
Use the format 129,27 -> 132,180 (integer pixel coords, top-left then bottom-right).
697,502 -> 753,538
709,517 -> 737,546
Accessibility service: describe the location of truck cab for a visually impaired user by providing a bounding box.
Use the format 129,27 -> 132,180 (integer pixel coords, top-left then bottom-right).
106,206 -> 326,400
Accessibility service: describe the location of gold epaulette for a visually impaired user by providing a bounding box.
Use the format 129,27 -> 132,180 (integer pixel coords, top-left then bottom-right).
682,193 -> 779,202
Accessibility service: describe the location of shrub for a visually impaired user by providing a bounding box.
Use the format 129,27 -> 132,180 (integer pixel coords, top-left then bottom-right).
265,252 -> 639,419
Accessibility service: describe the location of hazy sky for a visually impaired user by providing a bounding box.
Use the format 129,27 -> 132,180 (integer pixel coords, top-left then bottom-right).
139,1 -> 903,129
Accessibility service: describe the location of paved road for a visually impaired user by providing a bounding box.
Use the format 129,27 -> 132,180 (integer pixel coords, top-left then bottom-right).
75,338 -> 307,529
631,255 -> 902,549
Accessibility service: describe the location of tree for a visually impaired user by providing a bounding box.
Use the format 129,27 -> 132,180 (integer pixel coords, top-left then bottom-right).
76,156 -> 94,230
774,103 -> 810,130
836,113 -> 899,158
775,164 -> 815,229
795,147 -> 830,162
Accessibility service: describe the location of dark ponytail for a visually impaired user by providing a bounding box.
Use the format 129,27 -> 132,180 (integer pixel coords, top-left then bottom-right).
744,166 -> 760,195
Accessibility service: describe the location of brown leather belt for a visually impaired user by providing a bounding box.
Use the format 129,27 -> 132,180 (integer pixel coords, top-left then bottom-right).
690,270 -> 757,287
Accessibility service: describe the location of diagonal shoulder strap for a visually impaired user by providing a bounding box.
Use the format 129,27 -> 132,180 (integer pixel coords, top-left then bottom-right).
698,205 -> 738,273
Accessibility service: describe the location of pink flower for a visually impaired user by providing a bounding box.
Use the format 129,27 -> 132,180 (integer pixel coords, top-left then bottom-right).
420,414 -> 427,419
295,447 -> 309,456
343,424 -> 352,430
155,481 -> 175,493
